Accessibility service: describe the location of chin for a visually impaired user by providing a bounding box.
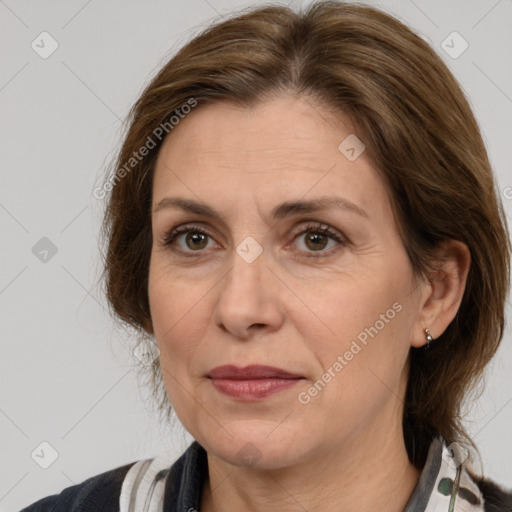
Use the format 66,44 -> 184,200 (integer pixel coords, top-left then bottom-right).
195,421 -> 310,469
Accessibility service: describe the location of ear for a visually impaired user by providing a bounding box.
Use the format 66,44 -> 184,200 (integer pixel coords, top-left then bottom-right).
411,240 -> 471,348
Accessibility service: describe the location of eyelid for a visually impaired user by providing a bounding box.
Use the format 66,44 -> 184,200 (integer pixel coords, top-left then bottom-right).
289,221 -> 346,242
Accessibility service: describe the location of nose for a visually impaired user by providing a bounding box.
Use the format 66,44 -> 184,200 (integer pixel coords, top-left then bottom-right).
212,243 -> 285,340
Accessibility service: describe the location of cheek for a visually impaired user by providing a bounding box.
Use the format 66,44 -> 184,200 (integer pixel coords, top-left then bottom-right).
299,272 -> 406,344
293,262 -> 413,393
149,255 -> 202,328
148,260 -> 228,391
148,267 -> 207,417
293,286 -> 411,431
148,261 -> 204,366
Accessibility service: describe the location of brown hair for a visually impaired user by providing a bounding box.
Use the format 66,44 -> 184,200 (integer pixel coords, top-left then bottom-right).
99,1 -> 510,469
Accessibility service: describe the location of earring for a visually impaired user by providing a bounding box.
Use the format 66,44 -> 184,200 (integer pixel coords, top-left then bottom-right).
424,328 -> 433,350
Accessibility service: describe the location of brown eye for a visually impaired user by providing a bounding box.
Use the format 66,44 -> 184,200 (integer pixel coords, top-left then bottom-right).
290,222 -> 347,258
304,232 -> 329,251
294,227 -> 341,254
162,224 -> 218,254
184,232 -> 209,250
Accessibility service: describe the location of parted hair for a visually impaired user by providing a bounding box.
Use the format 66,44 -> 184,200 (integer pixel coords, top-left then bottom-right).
99,1 -> 510,469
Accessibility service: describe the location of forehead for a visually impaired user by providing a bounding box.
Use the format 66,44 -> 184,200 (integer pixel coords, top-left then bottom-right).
156,95 -> 356,163
152,95 -> 390,220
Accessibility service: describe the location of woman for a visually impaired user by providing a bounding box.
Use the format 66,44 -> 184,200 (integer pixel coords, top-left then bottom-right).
22,1 -> 512,511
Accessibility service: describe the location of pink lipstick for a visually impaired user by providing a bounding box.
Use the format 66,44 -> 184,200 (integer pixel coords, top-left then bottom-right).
208,365 -> 303,401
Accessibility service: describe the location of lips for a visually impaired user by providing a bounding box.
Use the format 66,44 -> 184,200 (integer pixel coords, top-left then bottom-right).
208,364 -> 302,380
207,365 -> 304,401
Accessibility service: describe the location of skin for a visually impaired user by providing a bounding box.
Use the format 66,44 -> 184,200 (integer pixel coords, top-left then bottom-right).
148,94 -> 470,512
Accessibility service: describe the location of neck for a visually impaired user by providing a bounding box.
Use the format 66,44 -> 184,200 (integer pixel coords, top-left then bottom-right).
200,424 -> 421,512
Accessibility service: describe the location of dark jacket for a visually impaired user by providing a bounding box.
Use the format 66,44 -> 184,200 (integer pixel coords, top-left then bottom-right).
19,461 -> 136,511
20,440 -> 512,511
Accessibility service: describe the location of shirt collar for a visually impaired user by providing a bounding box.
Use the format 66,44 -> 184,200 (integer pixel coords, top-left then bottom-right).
162,436 -> 485,511
404,436 -> 485,511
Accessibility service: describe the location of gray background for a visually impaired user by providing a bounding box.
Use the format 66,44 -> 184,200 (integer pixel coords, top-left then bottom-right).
1,0 -> 511,510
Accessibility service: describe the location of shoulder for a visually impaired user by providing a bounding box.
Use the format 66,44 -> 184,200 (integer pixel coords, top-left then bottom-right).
20,442 -> 208,512
475,475 -> 512,512
20,461 -> 138,512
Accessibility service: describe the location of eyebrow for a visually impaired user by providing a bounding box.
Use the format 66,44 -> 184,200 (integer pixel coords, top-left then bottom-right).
152,195 -> 369,221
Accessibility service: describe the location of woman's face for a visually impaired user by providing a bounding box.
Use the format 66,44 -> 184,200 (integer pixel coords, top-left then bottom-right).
148,95 -> 427,469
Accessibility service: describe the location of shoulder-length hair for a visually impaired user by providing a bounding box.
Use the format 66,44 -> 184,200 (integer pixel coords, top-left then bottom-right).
99,1 -> 510,468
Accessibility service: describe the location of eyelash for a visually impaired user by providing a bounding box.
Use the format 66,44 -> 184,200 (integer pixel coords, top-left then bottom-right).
160,221 -> 347,259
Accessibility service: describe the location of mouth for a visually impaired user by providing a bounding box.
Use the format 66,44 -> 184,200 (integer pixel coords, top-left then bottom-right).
207,365 -> 304,401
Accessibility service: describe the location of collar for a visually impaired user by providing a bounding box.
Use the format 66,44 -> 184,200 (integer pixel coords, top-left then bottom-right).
120,436 -> 485,511
403,436 -> 485,511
